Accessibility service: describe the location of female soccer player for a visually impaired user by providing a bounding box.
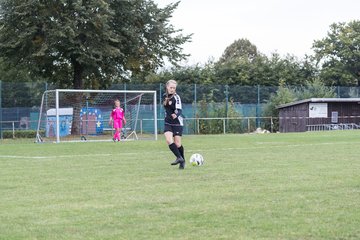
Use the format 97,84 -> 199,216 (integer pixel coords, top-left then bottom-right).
109,99 -> 126,142
163,79 -> 185,169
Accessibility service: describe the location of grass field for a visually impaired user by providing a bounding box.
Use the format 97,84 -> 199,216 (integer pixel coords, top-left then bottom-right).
0,131 -> 359,239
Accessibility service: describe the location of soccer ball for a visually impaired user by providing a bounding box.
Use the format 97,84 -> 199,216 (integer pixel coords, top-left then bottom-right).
189,153 -> 204,166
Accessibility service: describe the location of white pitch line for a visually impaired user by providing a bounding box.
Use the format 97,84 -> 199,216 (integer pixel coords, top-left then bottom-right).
0,153 -> 114,159
0,156 -> 49,159
185,141 -> 359,153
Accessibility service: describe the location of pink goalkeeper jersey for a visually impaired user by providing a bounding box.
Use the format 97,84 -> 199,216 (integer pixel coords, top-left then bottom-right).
111,107 -> 124,129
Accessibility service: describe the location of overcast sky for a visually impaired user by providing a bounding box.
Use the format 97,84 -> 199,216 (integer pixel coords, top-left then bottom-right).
154,0 -> 360,65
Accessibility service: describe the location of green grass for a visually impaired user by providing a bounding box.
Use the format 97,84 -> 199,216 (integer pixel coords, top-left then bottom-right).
1,131 -> 360,239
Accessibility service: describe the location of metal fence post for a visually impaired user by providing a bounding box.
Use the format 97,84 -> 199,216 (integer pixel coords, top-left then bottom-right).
159,83 -> 162,119
0,80 -> 2,139
224,84 -> 229,129
12,121 -> 15,138
140,119 -> 143,135
256,85 -> 260,128
194,83 -> 197,133
223,118 -> 226,134
197,118 -> 200,134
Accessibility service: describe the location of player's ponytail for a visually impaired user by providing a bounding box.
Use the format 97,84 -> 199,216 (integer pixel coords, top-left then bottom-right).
163,94 -> 170,106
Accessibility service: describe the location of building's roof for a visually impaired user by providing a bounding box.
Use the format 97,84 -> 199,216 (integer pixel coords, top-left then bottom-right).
277,98 -> 360,109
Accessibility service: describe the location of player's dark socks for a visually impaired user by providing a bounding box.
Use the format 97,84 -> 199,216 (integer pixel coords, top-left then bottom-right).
178,145 -> 185,169
169,143 -> 182,158
178,145 -> 184,160
169,143 -> 184,165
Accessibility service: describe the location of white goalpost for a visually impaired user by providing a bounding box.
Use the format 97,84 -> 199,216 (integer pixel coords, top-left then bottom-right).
35,89 -> 157,143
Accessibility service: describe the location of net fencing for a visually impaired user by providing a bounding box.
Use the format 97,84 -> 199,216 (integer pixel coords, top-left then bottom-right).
35,89 -> 157,143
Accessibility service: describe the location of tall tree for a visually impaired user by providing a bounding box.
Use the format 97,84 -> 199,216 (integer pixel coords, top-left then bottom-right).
313,20 -> 360,86
0,0 -> 191,89
218,38 -> 258,64
268,53 -> 317,86
215,38 -> 264,85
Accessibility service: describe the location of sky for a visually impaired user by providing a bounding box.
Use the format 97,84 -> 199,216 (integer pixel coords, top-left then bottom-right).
154,0 -> 360,65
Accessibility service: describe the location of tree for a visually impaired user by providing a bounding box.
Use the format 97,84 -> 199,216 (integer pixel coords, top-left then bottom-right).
313,21 -> 360,86
218,38 -> 259,64
293,78 -> 336,99
268,53 -> 317,86
213,38 -> 318,86
0,0 -> 191,89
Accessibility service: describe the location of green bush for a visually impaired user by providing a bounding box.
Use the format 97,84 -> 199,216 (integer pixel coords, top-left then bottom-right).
2,130 -> 45,139
262,84 -> 296,131
196,90 -> 243,134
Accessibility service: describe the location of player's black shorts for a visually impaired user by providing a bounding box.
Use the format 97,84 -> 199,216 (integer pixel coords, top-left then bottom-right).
164,124 -> 183,136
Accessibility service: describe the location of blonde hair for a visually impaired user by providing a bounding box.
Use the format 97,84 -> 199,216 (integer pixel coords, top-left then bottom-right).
166,79 -> 177,87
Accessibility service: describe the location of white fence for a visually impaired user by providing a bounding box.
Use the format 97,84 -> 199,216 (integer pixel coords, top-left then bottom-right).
0,117 -> 274,139
3,116 -> 360,139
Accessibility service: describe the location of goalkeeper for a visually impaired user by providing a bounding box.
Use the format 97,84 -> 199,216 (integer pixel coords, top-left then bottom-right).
109,99 -> 126,141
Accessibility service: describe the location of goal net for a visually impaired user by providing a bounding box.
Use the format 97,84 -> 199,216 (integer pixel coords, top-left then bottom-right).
35,89 -> 157,143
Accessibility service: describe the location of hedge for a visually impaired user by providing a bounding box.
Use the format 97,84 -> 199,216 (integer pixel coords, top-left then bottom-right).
2,130 -> 45,139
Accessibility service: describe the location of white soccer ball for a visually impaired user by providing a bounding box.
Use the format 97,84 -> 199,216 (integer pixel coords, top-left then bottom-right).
189,153 -> 204,166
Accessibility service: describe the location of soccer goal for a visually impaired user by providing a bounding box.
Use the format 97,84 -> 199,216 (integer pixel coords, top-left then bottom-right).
35,89 -> 157,143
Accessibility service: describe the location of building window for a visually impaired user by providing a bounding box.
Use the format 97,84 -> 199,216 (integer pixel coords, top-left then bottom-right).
331,111 -> 338,123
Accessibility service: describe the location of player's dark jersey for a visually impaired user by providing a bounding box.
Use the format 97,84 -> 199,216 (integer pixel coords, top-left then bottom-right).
163,93 -> 183,126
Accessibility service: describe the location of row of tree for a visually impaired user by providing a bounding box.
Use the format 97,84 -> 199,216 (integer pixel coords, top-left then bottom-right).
145,20 -> 360,88
0,1 -> 359,92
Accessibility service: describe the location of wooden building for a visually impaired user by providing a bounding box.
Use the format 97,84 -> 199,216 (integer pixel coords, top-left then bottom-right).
277,98 -> 360,132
